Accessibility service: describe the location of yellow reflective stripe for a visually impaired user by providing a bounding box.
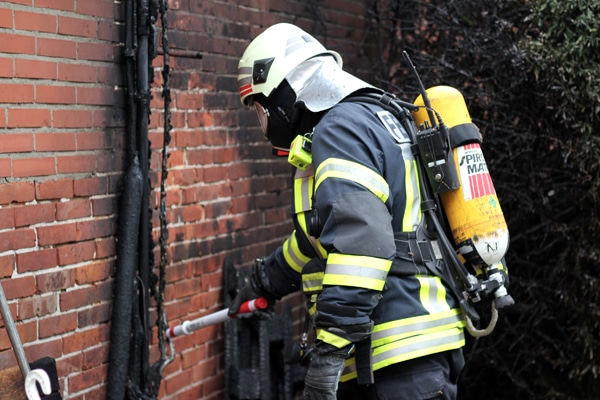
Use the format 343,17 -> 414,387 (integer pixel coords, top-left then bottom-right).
282,233 -> 311,274
302,271 -> 324,293
371,309 -> 464,348
403,159 -> 422,231
323,253 -> 391,291
340,328 -> 465,382
316,328 -> 353,349
293,165 -> 314,213
315,158 -> 389,203
417,276 -> 451,314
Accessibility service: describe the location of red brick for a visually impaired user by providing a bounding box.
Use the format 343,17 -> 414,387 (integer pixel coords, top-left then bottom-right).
74,176 -> 108,196
76,131 -> 111,150
35,132 -> 77,151
77,87 -> 114,106
60,285 -> 98,311
3,0 -> 33,5
34,0 -> 75,11
95,237 -> 115,258
16,247 -> 58,273
37,37 -> 76,59
0,57 -> 12,77
76,0 -> 115,19
7,108 -> 51,128
56,198 -> 91,221
36,178 -> 74,200
13,156 -> 56,178
0,207 -> 15,230
98,20 -> 121,43
58,62 -> 96,83
67,363 -> 107,393
36,84 -> 76,104
77,42 -> 115,62
57,240 -> 95,266
0,83 -> 34,103
1,275 -> 36,300
23,338 -> 63,365
0,228 -> 36,252
17,295 -> 58,323
57,154 -> 96,174
58,16 -> 96,38
76,218 -> 114,241
81,337 -> 109,369
37,222 -> 77,246
74,260 -> 111,284
38,311 -> 78,338
0,133 -> 34,153
0,33 -> 35,55
0,158 -> 11,178
14,202 -> 56,227
15,59 -> 57,79
0,8 -> 12,29
97,65 -> 121,85
0,181 -> 35,204
78,301 -> 111,328
14,11 -> 56,33
0,253 -> 15,278
52,109 -> 92,128
93,108 -> 126,128
36,269 -> 75,292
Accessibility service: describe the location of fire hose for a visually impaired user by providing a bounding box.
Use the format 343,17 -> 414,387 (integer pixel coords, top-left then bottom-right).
166,298 -> 268,338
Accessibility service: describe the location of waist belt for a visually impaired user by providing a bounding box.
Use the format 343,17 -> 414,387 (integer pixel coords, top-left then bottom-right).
390,231 -> 444,276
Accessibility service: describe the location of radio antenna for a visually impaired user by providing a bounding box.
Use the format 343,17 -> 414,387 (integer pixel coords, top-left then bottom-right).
402,51 -> 437,127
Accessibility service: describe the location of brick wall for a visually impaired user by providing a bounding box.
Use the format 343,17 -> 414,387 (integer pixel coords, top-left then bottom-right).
0,0 -> 371,398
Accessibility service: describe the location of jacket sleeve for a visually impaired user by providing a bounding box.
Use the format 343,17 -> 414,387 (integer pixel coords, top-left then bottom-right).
310,102 -> 407,348
261,228 -> 314,298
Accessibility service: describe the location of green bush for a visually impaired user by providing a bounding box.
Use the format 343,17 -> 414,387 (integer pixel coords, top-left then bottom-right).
363,0 -> 600,398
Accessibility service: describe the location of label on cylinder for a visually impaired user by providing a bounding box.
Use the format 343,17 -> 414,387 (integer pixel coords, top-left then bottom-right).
457,143 -> 495,201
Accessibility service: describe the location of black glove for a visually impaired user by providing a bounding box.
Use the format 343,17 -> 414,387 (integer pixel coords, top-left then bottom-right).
303,345 -> 353,400
228,258 -> 276,319
228,280 -> 275,319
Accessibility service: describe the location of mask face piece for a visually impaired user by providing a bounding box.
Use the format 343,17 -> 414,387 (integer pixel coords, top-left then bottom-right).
253,101 -> 269,135
250,81 -> 301,155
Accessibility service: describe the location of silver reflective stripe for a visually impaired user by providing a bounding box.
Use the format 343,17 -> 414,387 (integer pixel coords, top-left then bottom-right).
325,262 -> 389,282
315,159 -> 389,203
342,329 -> 465,379
302,274 -> 323,292
371,312 -> 463,344
293,165 -> 314,213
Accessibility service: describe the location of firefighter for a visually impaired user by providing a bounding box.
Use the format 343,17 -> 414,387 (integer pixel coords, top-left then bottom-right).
229,23 -> 466,400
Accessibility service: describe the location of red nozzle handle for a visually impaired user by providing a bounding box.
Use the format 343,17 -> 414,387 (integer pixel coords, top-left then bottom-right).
237,297 -> 269,314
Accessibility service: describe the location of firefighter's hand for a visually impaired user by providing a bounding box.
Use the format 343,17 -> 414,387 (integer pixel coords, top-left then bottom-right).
228,281 -> 275,319
303,345 -> 352,400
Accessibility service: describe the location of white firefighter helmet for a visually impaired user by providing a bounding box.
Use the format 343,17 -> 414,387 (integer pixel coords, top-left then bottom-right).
237,23 -> 342,106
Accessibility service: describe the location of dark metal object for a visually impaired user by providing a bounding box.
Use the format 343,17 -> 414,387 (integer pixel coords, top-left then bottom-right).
223,259 -> 305,400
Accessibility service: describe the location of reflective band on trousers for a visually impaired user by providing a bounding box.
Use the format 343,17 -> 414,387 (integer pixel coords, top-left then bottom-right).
323,253 -> 391,291
340,325 -> 465,382
315,158 -> 390,203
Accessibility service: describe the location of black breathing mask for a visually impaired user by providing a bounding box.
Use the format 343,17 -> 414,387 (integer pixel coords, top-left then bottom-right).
251,80 -> 306,156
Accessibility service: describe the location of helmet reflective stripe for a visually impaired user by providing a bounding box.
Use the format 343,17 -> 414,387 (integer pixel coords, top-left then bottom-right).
238,68 -> 253,98
237,23 -> 342,105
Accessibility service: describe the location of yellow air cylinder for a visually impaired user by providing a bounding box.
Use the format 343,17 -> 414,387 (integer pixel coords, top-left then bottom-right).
412,86 -> 509,267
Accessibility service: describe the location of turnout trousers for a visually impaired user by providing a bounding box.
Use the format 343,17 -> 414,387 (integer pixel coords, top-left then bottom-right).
336,349 -> 465,400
